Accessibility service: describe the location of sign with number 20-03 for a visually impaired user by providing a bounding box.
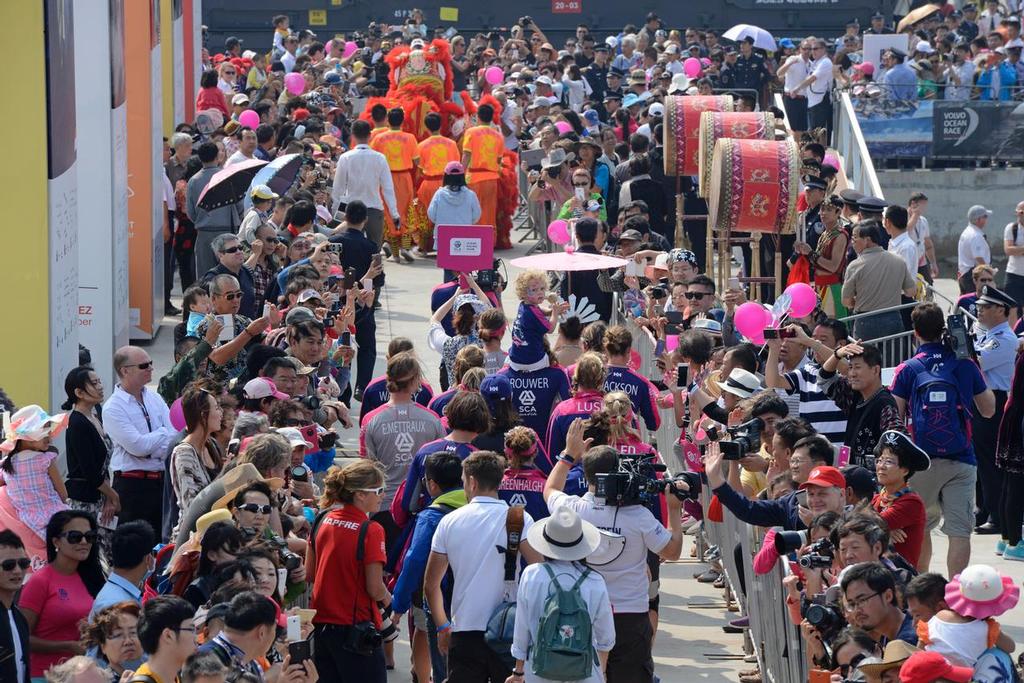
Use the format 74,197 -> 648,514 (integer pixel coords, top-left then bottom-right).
552,0 -> 582,13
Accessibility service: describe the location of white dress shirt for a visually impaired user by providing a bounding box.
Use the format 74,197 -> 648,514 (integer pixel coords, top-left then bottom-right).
957,224 -> 991,276
510,560 -> 616,683
331,144 -> 399,218
782,55 -> 810,95
104,386 -> 178,473
888,230 -> 918,280
807,57 -> 834,108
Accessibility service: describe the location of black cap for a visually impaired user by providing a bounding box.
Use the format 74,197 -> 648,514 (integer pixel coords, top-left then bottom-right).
594,44 -> 609,52
724,45 -> 738,54
742,36 -> 755,44
840,465 -> 877,499
888,47 -> 907,59
646,12 -> 660,21
687,42 -> 702,51
976,284 -> 1015,308
225,36 -> 242,48
963,2 -> 978,10
846,18 -> 860,27
609,67 -> 626,78
876,430 -> 931,474
839,189 -> 864,207
803,174 -> 827,190
949,10 -> 963,18
603,92 -> 623,102
871,11 -> 885,19
857,196 -> 888,214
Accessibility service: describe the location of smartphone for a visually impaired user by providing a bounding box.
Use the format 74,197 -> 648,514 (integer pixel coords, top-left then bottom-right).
343,267 -> 357,290
340,331 -> 351,346
837,445 -> 851,468
676,363 -> 689,388
333,209 -> 346,223
277,568 -> 288,598
809,670 -> 832,683
317,359 -> 331,377
624,260 -> 644,277
288,639 -> 311,666
371,253 -> 382,268
286,615 -> 302,642
665,310 -> 684,325
214,314 -> 234,343
728,276 -> 741,291
795,490 -> 808,507
262,302 -> 272,319
763,327 -> 779,340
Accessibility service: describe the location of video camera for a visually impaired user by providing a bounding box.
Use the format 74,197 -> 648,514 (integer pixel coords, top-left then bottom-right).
474,259 -> 505,293
943,313 -> 976,361
719,417 -> 763,461
595,453 -> 701,507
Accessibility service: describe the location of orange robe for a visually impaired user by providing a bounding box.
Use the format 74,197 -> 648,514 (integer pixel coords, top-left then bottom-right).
372,129 -> 419,250
460,124 -> 504,232
416,135 -> 461,249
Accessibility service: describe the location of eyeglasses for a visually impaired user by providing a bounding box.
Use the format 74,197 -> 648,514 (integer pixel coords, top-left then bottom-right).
223,291 -> 243,301
839,653 -> 867,678
685,292 -> 710,300
221,246 -> 242,254
292,242 -> 311,251
238,503 -> 273,514
357,486 -> 385,495
223,70 -> 236,76
173,626 -> 197,635
124,361 -> 154,370
0,558 -> 30,571
107,629 -> 139,641
844,591 -> 881,613
61,530 -> 99,545
874,457 -> 900,468
812,46 -> 825,51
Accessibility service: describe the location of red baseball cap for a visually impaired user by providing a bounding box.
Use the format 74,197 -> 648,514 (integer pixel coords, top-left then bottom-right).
799,466 -> 846,490
899,651 -> 973,683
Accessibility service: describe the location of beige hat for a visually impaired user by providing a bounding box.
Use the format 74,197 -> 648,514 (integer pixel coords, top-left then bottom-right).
211,462 -> 285,510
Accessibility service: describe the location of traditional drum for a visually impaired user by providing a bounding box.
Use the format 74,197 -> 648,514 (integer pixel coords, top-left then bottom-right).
697,111 -> 776,197
707,138 -> 799,234
663,95 -> 733,176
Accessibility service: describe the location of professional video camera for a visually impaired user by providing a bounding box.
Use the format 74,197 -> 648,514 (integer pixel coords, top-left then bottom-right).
474,259 -> 505,293
798,538 -> 835,569
595,453 -> 701,506
719,417 -> 763,461
944,313 -> 976,361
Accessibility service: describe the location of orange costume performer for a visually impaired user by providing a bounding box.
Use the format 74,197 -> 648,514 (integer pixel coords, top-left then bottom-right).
416,134 -> 461,251
372,128 -> 420,255
460,122 -> 504,237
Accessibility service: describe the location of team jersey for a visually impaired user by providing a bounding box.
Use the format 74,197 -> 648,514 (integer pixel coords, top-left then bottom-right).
359,375 -> 434,425
360,402 -> 445,509
400,438 -> 477,514
604,365 -> 662,431
545,390 -> 606,469
498,366 -> 572,444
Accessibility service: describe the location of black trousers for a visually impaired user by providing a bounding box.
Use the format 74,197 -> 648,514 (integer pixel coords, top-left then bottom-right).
354,313 -> 377,395
112,474 -> 164,533
974,390 -> 1008,529
608,612 -> 654,683
999,470 -> 1024,546
313,624 -> 387,683
447,630 -> 510,683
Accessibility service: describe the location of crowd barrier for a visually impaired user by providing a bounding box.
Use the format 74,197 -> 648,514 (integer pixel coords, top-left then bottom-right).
612,298 -> 809,681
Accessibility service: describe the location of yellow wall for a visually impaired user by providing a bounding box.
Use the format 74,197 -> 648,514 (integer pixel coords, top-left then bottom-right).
0,2 -> 50,407
161,0 -> 174,135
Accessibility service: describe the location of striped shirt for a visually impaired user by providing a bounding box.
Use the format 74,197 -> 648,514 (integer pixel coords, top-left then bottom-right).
783,363 -> 847,446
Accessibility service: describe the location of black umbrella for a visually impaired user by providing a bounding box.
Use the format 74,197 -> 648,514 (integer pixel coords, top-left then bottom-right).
197,158 -> 268,210
243,154 -> 305,211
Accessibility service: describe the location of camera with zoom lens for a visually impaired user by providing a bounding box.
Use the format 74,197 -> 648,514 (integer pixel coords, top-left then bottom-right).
519,15 -> 533,27
773,529 -> 808,555
474,259 -> 503,292
343,621 -> 383,655
596,453 -> 700,506
802,598 -> 846,644
719,417 -> 763,461
799,538 -> 835,569
265,535 -> 304,571
943,313 -> 975,361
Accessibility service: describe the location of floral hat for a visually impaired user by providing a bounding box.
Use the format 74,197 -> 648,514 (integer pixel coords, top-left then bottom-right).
668,248 -> 698,267
1,405 -> 69,454
944,564 -> 1020,620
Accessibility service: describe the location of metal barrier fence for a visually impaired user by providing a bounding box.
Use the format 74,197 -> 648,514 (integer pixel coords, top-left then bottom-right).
613,297 -> 809,682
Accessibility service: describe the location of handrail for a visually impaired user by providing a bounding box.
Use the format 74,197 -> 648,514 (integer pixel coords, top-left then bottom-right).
832,91 -> 884,200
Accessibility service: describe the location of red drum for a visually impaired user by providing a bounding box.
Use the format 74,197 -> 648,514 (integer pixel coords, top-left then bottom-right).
708,138 -> 799,234
697,111 -> 777,197
663,95 -> 733,177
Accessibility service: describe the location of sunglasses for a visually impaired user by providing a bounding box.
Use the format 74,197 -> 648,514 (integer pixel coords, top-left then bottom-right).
238,503 -> 273,514
685,292 -> 710,300
0,558 -> 30,571
221,246 -> 242,254
263,236 -> 279,244
281,418 -> 306,427
223,70 -> 236,76
126,361 -> 154,370
61,530 -> 99,545
357,486 -> 385,495
839,653 -> 867,678
223,291 -> 243,301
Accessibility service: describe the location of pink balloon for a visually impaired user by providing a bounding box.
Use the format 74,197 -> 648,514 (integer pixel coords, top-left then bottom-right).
554,121 -> 572,135
734,301 -> 770,342
563,245 -> 575,254
284,72 -> 305,96
665,334 -> 679,352
238,109 -> 260,129
485,66 -> 504,85
169,398 -> 186,431
700,57 -> 712,67
547,219 -> 570,245
342,41 -> 358,58
683,57 -> 702,78
784,282 -> 818,318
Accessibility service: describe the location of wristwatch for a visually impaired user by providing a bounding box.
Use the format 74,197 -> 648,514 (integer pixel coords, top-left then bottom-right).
556,453 -> 576,465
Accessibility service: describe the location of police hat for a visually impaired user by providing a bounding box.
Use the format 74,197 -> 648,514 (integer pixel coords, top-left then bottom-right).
963,2 -> 978,11
839,189 -> 864,207
976,285 -> 1014,309
609,67 -> 626,78
594,44 -> 609,53
603,92 -> 623,102
876,430 -> 931,474
803,174 -> 827,191
857,196 -> 888,214
871,11 -> 885,19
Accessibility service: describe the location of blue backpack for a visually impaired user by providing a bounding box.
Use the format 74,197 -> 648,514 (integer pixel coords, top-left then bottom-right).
906,357 -> 971,458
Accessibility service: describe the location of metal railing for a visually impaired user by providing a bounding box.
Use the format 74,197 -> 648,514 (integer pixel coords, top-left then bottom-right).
833,91 -> 885,199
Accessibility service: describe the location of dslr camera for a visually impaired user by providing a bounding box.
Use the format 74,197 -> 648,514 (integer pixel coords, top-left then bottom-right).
943,313 -> 976,361
801,588 -> 847,645
799,537 -> 835,569
719,417 -> 763,461
519,15 -> 533,27
265,535 -> 304,571
596,453 -> 701,506
474,259 -> 504,292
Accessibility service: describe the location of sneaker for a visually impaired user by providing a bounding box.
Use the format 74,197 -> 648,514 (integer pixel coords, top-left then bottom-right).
696,569 -> 720,583
996,539 -> 1008,556
1004,542 -> 1024,561
381,243 -> 392,258
400,248 -> 415,263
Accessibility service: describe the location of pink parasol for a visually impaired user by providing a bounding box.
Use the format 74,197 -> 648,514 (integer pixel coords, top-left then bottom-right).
510,251 -> 628,272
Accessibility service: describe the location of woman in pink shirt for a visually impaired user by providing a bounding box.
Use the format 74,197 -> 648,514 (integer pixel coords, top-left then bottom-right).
546,352 -> 607,462
19,510 -> 105,677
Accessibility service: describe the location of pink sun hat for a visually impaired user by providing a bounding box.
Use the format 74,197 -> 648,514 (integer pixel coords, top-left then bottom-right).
944,564 -> 1020,619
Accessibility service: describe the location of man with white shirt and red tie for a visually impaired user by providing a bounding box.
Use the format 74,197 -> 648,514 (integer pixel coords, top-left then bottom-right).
331,119 -> 400,252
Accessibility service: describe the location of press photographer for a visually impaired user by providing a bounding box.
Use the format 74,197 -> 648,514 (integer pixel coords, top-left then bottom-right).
543,418 -> 689,683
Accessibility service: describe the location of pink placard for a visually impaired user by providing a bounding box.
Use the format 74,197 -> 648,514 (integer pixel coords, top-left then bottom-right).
436,224 -> 495,272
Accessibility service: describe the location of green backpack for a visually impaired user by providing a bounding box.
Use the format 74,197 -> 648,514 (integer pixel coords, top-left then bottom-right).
531,564 -> 595,680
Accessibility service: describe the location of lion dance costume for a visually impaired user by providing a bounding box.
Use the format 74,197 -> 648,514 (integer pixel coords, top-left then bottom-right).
364,38 -> 519,250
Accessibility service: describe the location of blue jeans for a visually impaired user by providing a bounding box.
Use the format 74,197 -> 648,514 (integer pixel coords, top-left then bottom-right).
853,310 -> 903,343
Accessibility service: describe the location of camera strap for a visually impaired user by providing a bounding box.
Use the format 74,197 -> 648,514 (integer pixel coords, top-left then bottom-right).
352,519 -> 372,626
503,505 -> 525,583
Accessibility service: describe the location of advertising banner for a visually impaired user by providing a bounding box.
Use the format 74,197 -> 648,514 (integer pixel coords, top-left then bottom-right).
932,101 -> 1024,160
852,97 -> 932,158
